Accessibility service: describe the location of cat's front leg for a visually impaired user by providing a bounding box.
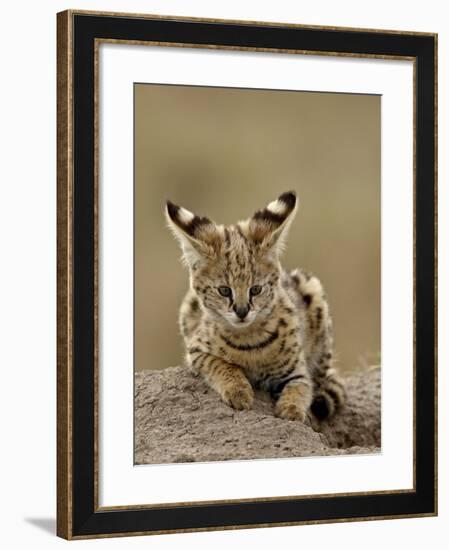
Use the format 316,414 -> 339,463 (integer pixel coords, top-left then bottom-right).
188,349 -> 254,411
273,367 -> 313,422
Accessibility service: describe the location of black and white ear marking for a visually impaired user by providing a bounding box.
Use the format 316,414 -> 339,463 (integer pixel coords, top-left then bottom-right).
249,191 -> 298,255
253,191 -> 297,226
166,200 -> 213,238
165,200 -> 217,265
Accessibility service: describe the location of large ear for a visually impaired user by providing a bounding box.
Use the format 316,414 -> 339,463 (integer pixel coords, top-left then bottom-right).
165,200 -> 219,266
247,191 -> 298,256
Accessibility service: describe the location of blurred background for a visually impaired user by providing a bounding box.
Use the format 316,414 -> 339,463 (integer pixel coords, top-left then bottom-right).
134,84 -> 380,375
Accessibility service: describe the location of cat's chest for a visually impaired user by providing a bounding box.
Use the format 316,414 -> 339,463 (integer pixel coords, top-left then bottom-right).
217,323 -> 299,371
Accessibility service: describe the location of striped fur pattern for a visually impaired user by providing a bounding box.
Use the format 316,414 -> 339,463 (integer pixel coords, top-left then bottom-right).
166,191 -> 346,421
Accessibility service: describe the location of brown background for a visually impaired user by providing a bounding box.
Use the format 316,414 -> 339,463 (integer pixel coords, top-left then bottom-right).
134,84 -> 380,374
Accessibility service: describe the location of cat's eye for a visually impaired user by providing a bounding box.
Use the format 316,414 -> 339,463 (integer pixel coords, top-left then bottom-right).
218,286 -> 232,297
250,285 -> 262,296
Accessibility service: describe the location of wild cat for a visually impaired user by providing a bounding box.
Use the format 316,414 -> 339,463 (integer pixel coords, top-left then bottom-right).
165,191 -> 346,422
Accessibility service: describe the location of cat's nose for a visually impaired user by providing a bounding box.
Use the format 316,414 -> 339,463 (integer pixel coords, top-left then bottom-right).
233,304 -> 249,320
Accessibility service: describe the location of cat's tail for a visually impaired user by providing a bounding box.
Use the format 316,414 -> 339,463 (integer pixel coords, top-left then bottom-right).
310,368 -> 347,420
289,268 -> 346,419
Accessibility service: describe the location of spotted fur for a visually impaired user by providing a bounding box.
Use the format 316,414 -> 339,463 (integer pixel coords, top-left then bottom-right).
166,191 -> 345,421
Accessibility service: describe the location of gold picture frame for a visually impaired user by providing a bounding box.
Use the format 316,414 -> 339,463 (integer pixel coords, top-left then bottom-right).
57,10 -> 437,540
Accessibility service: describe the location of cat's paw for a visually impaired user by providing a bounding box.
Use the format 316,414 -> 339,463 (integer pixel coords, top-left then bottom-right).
274,381 -> 311,422
222,383 -> 254,411
275,400 -> 307,422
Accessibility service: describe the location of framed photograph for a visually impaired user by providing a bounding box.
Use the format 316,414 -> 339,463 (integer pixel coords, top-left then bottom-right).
57,10 -> 437,540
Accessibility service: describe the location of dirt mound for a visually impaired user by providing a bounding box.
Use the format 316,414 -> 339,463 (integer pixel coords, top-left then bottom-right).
135,366 -> 381,464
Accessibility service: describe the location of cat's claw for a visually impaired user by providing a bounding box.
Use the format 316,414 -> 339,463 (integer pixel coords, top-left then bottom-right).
274,400 -> 307,422
223,385 -> 254,411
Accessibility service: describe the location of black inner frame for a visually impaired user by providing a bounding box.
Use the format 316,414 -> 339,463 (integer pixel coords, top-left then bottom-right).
71,14 -> 436,537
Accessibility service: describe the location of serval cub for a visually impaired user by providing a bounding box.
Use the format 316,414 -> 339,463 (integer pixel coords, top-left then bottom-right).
165,191 -> 345,422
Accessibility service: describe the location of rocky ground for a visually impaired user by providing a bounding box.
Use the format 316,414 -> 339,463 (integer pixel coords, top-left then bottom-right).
135,366 -> 381,464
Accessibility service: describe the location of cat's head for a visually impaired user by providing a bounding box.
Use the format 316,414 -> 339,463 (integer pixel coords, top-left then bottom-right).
166,191 -> 298,329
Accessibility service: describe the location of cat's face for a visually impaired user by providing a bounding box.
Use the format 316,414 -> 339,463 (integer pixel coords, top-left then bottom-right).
189,238 -> 281,328
166,192 -> 298,330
